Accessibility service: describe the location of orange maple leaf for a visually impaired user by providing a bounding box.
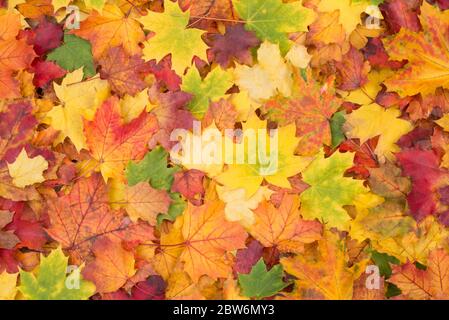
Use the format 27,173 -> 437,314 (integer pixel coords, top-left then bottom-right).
0,13 -> 35,99
72,4 -> 144,59
46,174 -> 154,262
82,237 -> 136,294
390,248 -> 449,299
155,199 -> 247,282
84,96 -> 158,181
249,194 -> 322,254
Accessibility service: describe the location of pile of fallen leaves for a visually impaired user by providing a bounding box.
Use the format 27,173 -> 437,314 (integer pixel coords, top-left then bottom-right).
1,0 -> 449,300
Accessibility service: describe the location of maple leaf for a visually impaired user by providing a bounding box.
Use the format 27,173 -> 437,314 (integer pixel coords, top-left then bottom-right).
380,0 -> 421,33
350,196 -> 415,244
286,43 -> 312,69
376,216 -> 449,264
18,247 -> 95,300
0,210 -> 19,250
335,46 -> 371,91
216,185 -> 272,226
47,34 -> 96,78
0,102 -> 41,201
216,114 -> 311,197
249,194 -> 322,253
234,41 -> 293,102
390,249 -> 449,299
180,0 -> 236,30
84,96 -> 158,181
27,18 -> 63,56
234,240 -> 264,275
344,104 -> 413,162
73,4 -> 144,59
154,193 -> 247,282
383,2 -> 449,97
147,87 -> 193,149
7,148 -> 48,188
16,0 -> 53,19
397,149 -> 449,221
171,169 -> 205,206
262,70 -> 342,156
46,174 -> 154,262
31,59 -> 66,87
202,98 -> 239,132
318,0 -> 371,35
233,0 -> 315,53
208,24 -> 260,68
299,150 -> 369,230
110,181 -> 171,226
46,68 -> 110,151
126,146 -> 178,190
138,0 -> 208,75
182,66 -> 233,119
0,271 -> 18,300
238,259 -> 288,299
0,12 -> 35,98
82,237 -> 135,294
98,46 -> 152,96
281,232 -> 365,300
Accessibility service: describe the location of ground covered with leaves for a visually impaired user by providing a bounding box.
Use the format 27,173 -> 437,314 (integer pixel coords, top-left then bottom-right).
1,0 -> 449,300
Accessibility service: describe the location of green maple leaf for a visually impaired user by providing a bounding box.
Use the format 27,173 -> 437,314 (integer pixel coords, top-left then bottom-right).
330,111 -> 346,148
157,192 -> 186,225
300,150 -> 368,230
370,250 -> 400,278
238,259 -> 288,299
18,247 -> 95,300
181,67 -> 233,119
233,0 -> 316,53
126,146 -> 179,191
138,0 -> 208,75
47,34 -> 96,78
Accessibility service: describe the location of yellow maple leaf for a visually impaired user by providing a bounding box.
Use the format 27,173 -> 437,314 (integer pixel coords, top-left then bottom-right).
343,70 -> 393,105
436,114 -> 449,132
216,113 -> 312,197
375,216 -> 449,264
0,271 -> 18,300
120,89 -> 152,123
318,0 -> 371,35
7,148 -> 48,188
46,68 -> 109,151
286,43 -> 312,69
153,185 -> 247,282
138,0 -> 208,75
281,231 -> 366,300
216,185 -> 273,227
344,104 -> 413,162
234,41 -> 293,101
